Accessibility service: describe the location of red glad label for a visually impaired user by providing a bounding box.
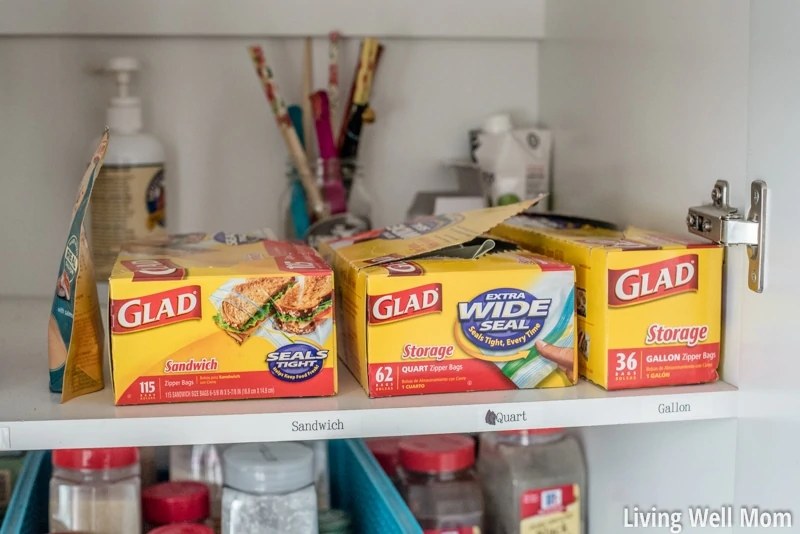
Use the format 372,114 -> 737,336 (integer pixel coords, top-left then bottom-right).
608,254 -> 698,306
383,261 -> 424,276
607,343 -> 719,389
520,485 -> 577,519
122,259 -> 186,281
111,285 -> 202,334
368,283 -> 442,324
262,240 -> 331,273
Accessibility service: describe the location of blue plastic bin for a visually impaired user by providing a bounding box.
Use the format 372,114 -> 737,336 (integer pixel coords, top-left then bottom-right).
1,441 -> 419,534
0,451 -> 50,534
330,439 -> 422,534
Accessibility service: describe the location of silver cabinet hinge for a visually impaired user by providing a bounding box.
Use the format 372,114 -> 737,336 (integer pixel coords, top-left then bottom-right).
686,180 -> 767,293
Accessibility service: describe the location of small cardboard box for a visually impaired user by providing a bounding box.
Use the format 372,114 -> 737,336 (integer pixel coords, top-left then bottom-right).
320,201 -> 577,398
108,232 -> 336,405
492,215 -> 723,390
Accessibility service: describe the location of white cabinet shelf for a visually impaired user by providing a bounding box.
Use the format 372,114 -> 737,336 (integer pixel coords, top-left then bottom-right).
0,297 -> 737,450
0,0 -> 544,39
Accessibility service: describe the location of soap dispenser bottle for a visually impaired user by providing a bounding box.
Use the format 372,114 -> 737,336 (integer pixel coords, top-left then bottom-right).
90,57 -> 166,283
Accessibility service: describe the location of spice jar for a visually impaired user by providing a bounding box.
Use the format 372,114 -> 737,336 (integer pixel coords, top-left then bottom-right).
221,443 -> 317,534
366,438 -> 401,483
477,429 -> 587,534
143,481 -> 211,529
49,447 -> 141,534
150,525 -> 215,534
169,445 -> 225,527
398,435 -> 484,533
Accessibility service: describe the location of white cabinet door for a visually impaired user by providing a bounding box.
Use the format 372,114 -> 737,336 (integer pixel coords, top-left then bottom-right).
734,1 -> 800,527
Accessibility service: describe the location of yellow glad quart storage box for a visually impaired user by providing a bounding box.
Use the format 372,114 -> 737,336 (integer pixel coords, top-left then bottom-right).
492,215 -> 723,390
108,232 -> 336,405
320,200 -> 578,398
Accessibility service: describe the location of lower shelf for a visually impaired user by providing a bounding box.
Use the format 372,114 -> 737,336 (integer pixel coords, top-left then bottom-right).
0,297 -> 737,450
1,440 -> 422,534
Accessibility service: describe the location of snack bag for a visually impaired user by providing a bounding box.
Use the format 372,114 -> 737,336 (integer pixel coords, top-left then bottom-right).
48,131 -> 109,402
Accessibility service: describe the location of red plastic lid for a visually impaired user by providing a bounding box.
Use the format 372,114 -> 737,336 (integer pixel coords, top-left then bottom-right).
142,481 -> 210,523
366,438 -> 401,475
500,428 -> 564,435
398,435 -> 475,473
53,447 -> 139,470
149,525 -> 214,534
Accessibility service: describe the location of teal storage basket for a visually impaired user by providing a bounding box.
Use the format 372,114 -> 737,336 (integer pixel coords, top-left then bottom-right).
330,439 -> 422,534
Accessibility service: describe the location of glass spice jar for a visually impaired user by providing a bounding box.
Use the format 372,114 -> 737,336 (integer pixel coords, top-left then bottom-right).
142,481 -> 211,529
366,438 -> 401,484
49,447 -> 141,534
477,429 -> 587,534
398,435 -> 484,533
149,524 -> 215,534
221,443 -> 318,534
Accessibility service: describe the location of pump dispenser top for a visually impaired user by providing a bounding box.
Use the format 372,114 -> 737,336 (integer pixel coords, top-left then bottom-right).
106,57 -> 142,134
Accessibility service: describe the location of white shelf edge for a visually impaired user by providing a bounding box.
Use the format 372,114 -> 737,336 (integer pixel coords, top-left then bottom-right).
0,373 -> 738,451
0,296 -> 736,450
0,0 -> 545,39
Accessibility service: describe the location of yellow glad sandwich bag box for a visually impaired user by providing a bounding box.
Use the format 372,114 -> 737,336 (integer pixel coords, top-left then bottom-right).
108,232 -> 336,405
320,201 -> 578,398
492,215 -> 723,390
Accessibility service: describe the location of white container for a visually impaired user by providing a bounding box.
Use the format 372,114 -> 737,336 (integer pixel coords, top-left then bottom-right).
478,429 -> 587,534
49,447 -> 141,534
90,56 -> 166,284
222,443 -> 318,534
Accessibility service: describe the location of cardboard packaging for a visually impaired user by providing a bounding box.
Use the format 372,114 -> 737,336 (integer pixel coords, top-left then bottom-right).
48,131 -> 109,403
108,233 -> 336,405
492,215 -> 724,390
320,201 -> 577,398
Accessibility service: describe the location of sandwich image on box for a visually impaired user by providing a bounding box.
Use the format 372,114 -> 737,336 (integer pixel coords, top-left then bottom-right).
492,215 -> 723,390
108,232 -> 336,405
320,200 -> 577,398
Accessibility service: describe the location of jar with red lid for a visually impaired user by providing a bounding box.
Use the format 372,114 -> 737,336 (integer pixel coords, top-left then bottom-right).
49,447 -> 141,534
142,481 -> 211,530
366,438 -> 401,483
477,429 -> 587,534
397,435 -> 484,533
149,524 -> 215,534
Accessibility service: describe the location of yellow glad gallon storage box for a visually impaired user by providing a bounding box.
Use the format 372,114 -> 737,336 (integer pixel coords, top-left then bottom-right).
492,215 -> 723,390
108,232 -> 336,405
320,201 -> 578,398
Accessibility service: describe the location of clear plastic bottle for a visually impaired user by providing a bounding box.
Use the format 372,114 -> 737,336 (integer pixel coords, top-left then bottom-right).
221,443 -> 317,534
477,429 -> 587,534
90,57 -> 166,288
169,445 -> 225,529
142,481 -> 211,530
49,447 -> 141,534
397,435 -> 484,533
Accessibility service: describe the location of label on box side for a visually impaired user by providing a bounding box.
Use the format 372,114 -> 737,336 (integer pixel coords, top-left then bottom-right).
520,484 -> 580,534
365,267 -> 576,398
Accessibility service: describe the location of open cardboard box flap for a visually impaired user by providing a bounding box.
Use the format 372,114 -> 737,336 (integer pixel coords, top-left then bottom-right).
323,196 -> 544,270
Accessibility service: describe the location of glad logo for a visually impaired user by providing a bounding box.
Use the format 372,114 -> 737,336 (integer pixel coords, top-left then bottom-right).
122,259 -> 186,282
111,286 -> 202,333
368,283 -> 442,324
608,254 -> 699,306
